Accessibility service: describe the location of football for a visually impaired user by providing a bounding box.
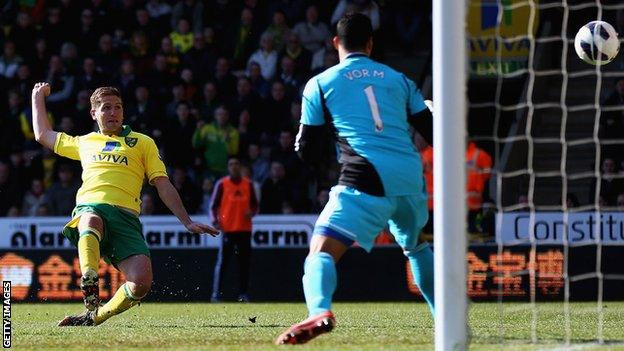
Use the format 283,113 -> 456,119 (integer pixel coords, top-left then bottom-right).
574,20 -> 620,65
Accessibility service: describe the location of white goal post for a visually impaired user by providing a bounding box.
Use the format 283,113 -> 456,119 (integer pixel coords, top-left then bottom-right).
433,0 -> 468,350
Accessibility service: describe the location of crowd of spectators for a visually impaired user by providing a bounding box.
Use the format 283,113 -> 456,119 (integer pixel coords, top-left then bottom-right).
0,0 -> 429,217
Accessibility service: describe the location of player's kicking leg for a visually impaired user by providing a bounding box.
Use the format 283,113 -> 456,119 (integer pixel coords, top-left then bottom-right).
275,234 -> 348,344
59,254 -> 152,326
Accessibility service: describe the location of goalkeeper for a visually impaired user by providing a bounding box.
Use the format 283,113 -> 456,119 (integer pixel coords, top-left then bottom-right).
31,83 -> 219,326
276,13 -> 435,344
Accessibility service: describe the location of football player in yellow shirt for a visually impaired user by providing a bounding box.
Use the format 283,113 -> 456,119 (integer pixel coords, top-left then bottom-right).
31,82 -> 219,326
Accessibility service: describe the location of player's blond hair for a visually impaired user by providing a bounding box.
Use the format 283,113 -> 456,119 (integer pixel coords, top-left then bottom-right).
90,87 -> 122,109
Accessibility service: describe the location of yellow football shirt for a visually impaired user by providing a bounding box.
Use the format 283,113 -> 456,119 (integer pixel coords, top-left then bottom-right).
53,125 -> 167,213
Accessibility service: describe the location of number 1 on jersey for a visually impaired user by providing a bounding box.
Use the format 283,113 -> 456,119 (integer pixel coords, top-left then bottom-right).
364,86 -> 383,132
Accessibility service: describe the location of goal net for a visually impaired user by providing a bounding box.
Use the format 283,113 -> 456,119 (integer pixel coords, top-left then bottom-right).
465,0 -> 624,347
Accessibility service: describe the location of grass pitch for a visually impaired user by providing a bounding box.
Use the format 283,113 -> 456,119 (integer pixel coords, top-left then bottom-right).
13,302 -> 624,350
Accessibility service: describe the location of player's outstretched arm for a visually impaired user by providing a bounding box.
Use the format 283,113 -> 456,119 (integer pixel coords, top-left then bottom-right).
31,82 -> 58,150
152,176 -> 220,236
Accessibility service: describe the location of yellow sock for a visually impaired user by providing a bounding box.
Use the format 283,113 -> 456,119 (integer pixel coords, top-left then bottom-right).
78,228 -> 101,274
94,283 -> 140,325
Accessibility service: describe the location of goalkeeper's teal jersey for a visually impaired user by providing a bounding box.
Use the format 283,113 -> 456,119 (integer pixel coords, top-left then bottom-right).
300,53 -> 428,197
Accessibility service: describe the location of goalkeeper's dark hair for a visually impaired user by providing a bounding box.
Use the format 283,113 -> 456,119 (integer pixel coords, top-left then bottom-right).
336,12 -> 373,52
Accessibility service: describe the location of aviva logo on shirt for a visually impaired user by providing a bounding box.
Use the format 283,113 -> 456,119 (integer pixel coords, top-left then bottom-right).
94,141 -> 129,165
102,141 -> 122,152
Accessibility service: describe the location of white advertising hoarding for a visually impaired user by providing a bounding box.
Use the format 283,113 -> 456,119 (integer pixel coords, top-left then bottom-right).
497,212 -> 624,245
0,215 -> 317,250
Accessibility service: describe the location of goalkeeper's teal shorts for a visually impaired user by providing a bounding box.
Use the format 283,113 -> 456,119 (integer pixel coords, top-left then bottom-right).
314,185 -> 429,252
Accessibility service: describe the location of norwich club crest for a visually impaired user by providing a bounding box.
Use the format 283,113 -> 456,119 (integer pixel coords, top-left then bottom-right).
125,137 -> 138,147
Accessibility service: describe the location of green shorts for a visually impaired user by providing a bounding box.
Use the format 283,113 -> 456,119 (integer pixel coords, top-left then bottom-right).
62,203 -> 150,267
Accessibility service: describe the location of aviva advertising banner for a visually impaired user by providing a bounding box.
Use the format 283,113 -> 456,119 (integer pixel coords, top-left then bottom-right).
468,0 -> 539,76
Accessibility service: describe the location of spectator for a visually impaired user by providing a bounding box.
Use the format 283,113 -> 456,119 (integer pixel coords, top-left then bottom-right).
600,79 -> 624,158
247,32 -> 278,81
94,34 -> 120,78
287,100 -> 302,133
13,64 -> 35,100
617,193 -> 624,210
171,167 -> 201,214
146,53 -> 177,102
146,0 -> 172,30
164,102 -> 197,169
183,31 -> 217,84
59,42 -> 80,75
179,68 -> 199,103
210,157 -> 258,302
263,9 -> 291,52
227,7 -> 260,70
134,8 -> 161,49
193,105 -> 239,178
140,193 -> 156,215
74,8 -> 101,56
41,7 -> 66,54
213,57 -> 238,99
237,109 -> 253,156
240,163 -> 261,202
0,41 -> 23,80
421,144 -> 433,233
271,129 -> 303,181
278,56 -> 303,98
112,59 -> 137,103
262,81 -> 291,137
75,57 -> 106,92
44,55 -> 75,116
199,176 -> 215,215
68,90 -> 95,134
312,188 -> 330,213
331,0 -> 380,31
281,200 -> 294,214
8,12 -> 37,59
247,61 -> 271,98
566,193 -> 580,209
171,0 -> 204,33
198,81 -> 220,122
6,206 -> 21,217
22,179 -> 47,217
44,164 -> 80,216
392,1 -> 430,54
267,0 -> 306,24
260,161 -> 289,214
125,85 -> 164,138
129,31 -> 152,75
421,142 -> 493,233
7,90 -> 24,124
29,39 -> 51,81
292,5 -> 331,53
170,18 -> 194,54
310,37 -> 338,73
247,143 -> 270,185
58,116 -> 77,135
280,32 -> 312,79
466,142 -> 493,232
1,97 -> 26,160
0,161 -> 23,216
165,83 -> 189,120
159,36 -> 181,73
592,157 -> 624,206
231,77 -> 262,126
